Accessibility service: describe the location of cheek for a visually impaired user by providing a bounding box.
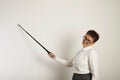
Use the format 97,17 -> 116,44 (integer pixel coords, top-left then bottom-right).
82,40 -> 86,44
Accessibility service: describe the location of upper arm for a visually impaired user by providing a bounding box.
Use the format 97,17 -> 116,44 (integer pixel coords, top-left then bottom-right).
89,50 -> 98,73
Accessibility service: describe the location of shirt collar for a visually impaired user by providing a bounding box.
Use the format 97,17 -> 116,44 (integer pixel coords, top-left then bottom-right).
83,46 -> 92,51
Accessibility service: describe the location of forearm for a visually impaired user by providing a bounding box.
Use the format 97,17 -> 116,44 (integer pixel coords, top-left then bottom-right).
55,56 -> 73,67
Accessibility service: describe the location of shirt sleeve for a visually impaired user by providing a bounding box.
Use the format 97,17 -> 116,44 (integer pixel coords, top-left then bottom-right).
89,50 -> 99,80
55,56 -> 73,67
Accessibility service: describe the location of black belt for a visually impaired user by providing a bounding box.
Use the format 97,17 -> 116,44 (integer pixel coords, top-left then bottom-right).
73,73 -> 92,78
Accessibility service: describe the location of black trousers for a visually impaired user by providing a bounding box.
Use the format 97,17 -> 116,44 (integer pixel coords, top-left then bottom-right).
72,73 -> 92,80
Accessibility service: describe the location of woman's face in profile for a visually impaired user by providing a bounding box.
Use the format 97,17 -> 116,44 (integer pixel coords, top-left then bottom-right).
82,34 -> 94,47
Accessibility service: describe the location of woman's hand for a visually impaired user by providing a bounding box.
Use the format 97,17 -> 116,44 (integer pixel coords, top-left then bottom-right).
48,52 -> 56,59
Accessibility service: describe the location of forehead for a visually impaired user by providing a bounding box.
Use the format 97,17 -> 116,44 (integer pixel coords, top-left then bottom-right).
85,34 -> 94,41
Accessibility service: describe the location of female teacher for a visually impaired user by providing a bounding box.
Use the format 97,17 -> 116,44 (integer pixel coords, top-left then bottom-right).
48,30 -> 99,80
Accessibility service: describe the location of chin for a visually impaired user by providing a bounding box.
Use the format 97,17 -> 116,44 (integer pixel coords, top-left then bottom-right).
83,45 -> 86,47
83,44 -> 86,47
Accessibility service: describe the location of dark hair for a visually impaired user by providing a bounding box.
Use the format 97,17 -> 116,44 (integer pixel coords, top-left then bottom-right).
86,30 -> 99,43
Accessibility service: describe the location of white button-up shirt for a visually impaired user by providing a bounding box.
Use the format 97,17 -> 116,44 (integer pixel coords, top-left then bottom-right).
55,46 -> 98,80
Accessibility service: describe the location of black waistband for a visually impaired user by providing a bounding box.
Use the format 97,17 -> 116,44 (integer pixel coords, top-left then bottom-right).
73,73 -> 92,76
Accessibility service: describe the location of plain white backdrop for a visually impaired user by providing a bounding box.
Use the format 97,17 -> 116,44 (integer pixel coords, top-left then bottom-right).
0,0 -> 120,80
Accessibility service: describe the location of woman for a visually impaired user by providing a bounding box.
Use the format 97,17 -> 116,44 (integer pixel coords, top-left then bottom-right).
48,30 -> 99,80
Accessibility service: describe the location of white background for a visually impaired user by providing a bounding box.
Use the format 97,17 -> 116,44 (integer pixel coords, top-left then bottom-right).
0,0 -> 120,80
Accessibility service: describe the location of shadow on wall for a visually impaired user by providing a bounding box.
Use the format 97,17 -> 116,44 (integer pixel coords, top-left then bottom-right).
56,35 -> 76,80
32,36 -> 76,80
19,28 -> 76,80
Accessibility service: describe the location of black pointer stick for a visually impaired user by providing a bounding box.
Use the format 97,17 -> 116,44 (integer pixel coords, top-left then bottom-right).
18,24 -> 51,54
